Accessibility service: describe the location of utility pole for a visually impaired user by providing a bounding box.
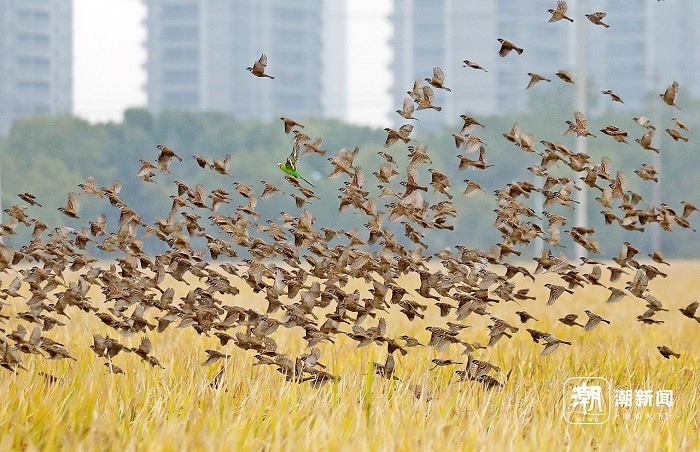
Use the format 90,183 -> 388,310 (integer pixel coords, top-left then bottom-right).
573,0 -> 588,260
0,150 -> 2,244
650,71 -> 662,251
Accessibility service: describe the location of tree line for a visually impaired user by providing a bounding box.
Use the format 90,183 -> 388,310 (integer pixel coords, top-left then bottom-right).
0,100 -> 697,258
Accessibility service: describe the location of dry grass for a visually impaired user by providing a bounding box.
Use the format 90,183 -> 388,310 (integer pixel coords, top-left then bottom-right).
1,262 -> 699,451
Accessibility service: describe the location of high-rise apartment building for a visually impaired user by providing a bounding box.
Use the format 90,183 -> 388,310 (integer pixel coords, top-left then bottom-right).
391,0 -> 568,129
144,0 -> 345,121
0,0 -> 72,134
390,0 -> 700,128
652,0 -> 700,99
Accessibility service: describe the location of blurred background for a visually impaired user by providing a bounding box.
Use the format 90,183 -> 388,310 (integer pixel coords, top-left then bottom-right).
0,0 -> 698,257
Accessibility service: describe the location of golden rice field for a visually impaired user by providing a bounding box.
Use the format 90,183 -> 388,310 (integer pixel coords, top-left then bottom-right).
1,262 -> 698,451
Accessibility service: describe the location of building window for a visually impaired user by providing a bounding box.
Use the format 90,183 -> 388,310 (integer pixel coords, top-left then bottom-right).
415,46 -> 444,63
276,71 -> 305,86
276,28 -> 305,43
608,64 -> 644,81
276,8 -> 306,22
278,51 -> 305,65
414,0 -> 445,14
16,9 -> 50,25
161,4 -> 199,19
163,91 -> 199,107
416,22 -> 443,35
32,103 -> 51,114
17,80 -> 50,94
16,33 -> 50,47
16,56 -> 51,71
279,94 -> 306,110
163,47 -> 199,63
163,69 -> 199,84
161,26 -> 198,41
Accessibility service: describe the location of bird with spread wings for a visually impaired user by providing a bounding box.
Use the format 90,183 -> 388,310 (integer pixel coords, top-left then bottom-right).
278,145 -> 315,187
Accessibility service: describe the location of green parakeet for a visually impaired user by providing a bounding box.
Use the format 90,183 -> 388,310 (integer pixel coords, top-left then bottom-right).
278,145 -> 315,187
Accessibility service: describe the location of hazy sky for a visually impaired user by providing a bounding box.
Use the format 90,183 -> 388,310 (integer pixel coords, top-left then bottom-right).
73,0 -> 392,126
345,0 -> 392,125
73,0 -> 147,122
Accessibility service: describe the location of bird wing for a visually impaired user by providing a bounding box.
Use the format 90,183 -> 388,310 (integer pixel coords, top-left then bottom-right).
132,303 -> 145,319
67,192 -> 80,212
615,170 -> 627,191
433,66 -> 445,84
520,133 -> 535,149
557,1 -> 568,14
287,145 -> 300,171
378,317 -> 387,337
9,276 -> 21,292
541,341 -> 560,356
29,326 -> 42,346
526,75 -> 540,89
639,308 -> 655,319
583,318 -> 597,331
422,85 -> 436,103
406,165 -> 420,185
93,334 -> 106,348
195,183 -> 207,200
574,111 -> 588,129
498,41 -> 510,57
411,78 -> 424,98
663,81 -> 678,103
384,135 -> 399,148
385,354 -> 395,374
95,213 -> 107,228
402,97 -> 414,114
139,337 -> 152,354
399,124 -> 414,136
546,287 -> 560,305
510,122 -> 522,139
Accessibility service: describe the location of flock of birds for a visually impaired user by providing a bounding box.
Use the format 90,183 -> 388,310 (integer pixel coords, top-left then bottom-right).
0,1 -> 696,397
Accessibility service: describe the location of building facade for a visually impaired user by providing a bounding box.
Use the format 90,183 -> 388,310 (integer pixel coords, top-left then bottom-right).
0,0 -> 72,134
390,0 -> 700,128
144,0 -> 344,121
